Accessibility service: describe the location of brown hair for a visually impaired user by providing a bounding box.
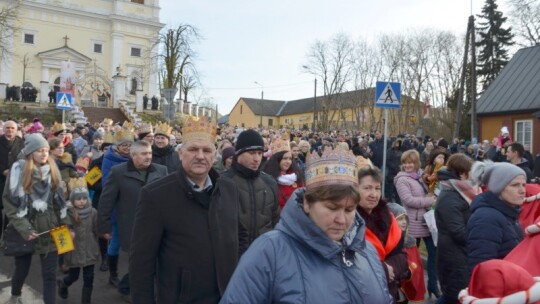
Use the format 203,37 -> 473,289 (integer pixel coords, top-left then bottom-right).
446,153 -> 473,177
48,137 -> 63,150
401,149 -> 421,170
358,166 -> 383,184
304,184 -> 360,205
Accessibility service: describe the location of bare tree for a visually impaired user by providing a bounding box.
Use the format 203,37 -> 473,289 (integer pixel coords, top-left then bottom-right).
508,0 -> 540,46
0,1 -> 20,62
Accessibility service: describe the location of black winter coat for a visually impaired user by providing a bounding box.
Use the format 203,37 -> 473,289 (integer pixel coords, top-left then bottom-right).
435,170 -> 471,301
467,191 -> 523,273
129,167 -> 239,304
152,144 -> 180,173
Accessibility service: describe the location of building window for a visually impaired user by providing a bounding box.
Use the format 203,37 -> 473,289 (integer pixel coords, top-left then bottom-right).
131,47 -> 141,57
24,33 -> 34,44
131,0 -> 144,3
240,105 -> 243,114
93,43 -> 102,54
268,119 -> 273,127
515,120 -> 533,148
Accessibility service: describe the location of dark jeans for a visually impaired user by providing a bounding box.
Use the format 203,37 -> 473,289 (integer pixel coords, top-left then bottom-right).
416,236 -> 438,292
63,265 -> 95,288
12,252 -> 58,304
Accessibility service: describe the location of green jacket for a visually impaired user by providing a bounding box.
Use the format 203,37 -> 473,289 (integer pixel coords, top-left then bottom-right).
3,168 -> 72,255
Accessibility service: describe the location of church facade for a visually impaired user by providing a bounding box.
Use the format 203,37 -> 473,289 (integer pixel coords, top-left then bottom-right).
0,0 -> 164,105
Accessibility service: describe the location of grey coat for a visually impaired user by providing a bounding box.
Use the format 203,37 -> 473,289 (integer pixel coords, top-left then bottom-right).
65,207 -> 100,267
98,160 -> 168,252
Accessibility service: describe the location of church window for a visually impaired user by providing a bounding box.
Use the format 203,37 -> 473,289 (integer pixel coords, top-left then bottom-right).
94,43 -> 102,54
131,0 -> 144,4
24,33 -> 34,44
131,47 -> 141,57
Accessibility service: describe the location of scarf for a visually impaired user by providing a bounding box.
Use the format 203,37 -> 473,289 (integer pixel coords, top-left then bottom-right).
407,169 -> 429,194
9,159 -> 67,219
439,178 -> 478,205
277,172 -> 297,186
75,204 -> 92,220
231,160 -> 260,179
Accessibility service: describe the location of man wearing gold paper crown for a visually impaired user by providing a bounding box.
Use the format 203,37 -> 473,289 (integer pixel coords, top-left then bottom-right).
99,139 -> 167,301
130,116 -> 240,304
151,122 -> 180,173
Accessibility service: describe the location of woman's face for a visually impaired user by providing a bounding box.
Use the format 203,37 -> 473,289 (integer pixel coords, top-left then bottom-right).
291,147 -> 300,159
73,196 -> 88,209
93,138 -> 104,148
402,160 -> 416,173
434,154 -> 445,165
300,144 -> 309,153
303,196 -> 357,242
358,175 -> 382,214
396,216 -> 408,232
32,148 -> 50,165
279,152 -> 293,173
500,175 -> 526,206
52,145 -> 64,158
224,156 -> 233,169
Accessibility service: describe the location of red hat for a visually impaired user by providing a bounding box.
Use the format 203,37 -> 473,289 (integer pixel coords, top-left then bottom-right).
504,216 -> 540,277
459,260 -> 540,304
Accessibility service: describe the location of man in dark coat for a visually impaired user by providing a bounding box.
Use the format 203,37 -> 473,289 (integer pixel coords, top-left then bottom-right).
130,116 -> 240,303
151,122 -> 180,173
142,94 -> 148,110
151,95 -> 158,110
369,131 -> 389,169
98,140 -> 168,300
0,120 -> 24,232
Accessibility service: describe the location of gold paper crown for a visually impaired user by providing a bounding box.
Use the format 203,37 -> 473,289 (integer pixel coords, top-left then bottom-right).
154,122 -> 172,138
101,118 -> 113,126
52,122 -> 68,134
68,177 -> 88,194
356,156 -> 374,171
305,149 -> 358,190
271,133 -> 291,155
114,121 -> 135,144
75,157 -> 90,171
182,116 -> 217,144
137,123 -> 154,135
103,132 -> 114,144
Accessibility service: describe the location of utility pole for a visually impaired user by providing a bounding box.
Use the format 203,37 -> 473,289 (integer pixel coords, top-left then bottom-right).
255,81 -> 264,128
312,78 -> 317,132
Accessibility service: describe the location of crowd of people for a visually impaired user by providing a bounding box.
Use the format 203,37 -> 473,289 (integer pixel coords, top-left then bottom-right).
0,118 -> 539,304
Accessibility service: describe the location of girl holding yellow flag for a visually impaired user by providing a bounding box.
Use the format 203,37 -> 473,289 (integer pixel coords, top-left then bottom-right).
3,133 -> 73,304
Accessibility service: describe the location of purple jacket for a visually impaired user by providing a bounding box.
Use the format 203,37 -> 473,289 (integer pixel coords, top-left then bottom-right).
394,171 -> 434,238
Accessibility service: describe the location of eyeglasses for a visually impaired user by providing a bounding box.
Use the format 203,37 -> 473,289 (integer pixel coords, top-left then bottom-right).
119,143 -> 132,148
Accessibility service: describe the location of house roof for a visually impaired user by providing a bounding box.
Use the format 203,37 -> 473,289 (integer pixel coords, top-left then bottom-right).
217,114 -> 229,125
240,98 -> 286,116
476,45 -> 540,115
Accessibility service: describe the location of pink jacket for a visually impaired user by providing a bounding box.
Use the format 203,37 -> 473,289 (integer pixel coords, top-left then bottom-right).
394,171 -> 435,238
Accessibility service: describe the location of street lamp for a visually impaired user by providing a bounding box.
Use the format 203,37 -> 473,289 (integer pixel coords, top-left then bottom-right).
254,81 -> 264,128
302,66 -> 317,132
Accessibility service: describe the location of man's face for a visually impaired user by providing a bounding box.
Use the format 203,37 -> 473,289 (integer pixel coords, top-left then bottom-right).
180,140 -> 216,179
142,133 -> 155,145
154,135 -> 169,148
132,146 -> 153,169
3,121 -> 17,139
506,146 -> 517,161
375,131 -> 382,140
236,150 -> 263,170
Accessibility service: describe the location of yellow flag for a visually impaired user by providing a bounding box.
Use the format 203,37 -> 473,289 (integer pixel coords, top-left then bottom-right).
85,166 -> 102,186
50,225 -> 75,254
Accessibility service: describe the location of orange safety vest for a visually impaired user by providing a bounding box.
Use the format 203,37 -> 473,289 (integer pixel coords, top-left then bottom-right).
365,213 -> 402,261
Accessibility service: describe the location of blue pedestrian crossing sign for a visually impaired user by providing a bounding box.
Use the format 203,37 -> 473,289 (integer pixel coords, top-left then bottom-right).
375,81 -> 401,109
56,92 -> 73,111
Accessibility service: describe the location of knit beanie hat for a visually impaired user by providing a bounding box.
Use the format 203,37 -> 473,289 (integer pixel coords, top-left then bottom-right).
459,260 -> 540,303
221,146 -> 235,163
22,133 -> 49,157
92,131 -> 104,140
387,202 -> 407,219
470,160 -> 526,194
235,129 -> 264,156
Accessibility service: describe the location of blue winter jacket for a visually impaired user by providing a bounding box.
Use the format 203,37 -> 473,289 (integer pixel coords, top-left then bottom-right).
220,189 -> 392,304
101,145 -> 130,187
467,191 -> 523,273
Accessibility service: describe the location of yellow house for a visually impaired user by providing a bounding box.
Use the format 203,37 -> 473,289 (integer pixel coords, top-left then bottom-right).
0,0 -> 164,103
229,88 -> 424,134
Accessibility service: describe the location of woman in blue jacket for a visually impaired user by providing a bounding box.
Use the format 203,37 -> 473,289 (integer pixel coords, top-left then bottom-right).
220,150 -> 392,304
467,161 -> 526,273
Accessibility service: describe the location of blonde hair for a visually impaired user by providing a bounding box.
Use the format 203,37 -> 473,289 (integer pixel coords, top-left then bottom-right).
401,149 -> 421,171
22,156 -> 61,193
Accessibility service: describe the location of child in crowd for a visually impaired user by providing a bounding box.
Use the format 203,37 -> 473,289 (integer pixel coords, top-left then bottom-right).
57,178 -> 100,304
388,203 -> 426,304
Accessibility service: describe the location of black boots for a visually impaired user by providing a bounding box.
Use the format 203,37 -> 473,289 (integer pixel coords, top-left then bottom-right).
82,286 -> 92,304
108,255 -> 120,287
100,254 -> 109,272
57,279 -> 69,299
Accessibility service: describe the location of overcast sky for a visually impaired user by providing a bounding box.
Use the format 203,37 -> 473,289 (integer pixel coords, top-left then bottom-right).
159,0 -> 507,114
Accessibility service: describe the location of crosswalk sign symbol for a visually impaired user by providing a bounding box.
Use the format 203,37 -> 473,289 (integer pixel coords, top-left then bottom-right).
56,92 -> 73,111
375,81 -> 401,109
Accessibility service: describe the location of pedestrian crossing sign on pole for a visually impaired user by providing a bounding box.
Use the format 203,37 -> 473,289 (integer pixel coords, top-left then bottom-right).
375,81 -> 401,109
56,92 -> 73,111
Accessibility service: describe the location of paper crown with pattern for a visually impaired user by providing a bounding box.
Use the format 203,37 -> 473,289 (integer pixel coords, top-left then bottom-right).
101,118 -> 113,126
68,177 -> 88,195
182,116 -> 217,144
51,122 -> 68,135
103,132 -> 114,144
114,121 -> 135,144
75,157 -> 90,172
154,122 -> 172,138
137,123 -> 153,135
305,149 -> 358,190
270,132 -> 291,155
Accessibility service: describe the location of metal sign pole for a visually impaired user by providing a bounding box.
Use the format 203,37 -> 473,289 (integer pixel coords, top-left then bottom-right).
382,109 -> 388,198
62,110 -> 65,124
